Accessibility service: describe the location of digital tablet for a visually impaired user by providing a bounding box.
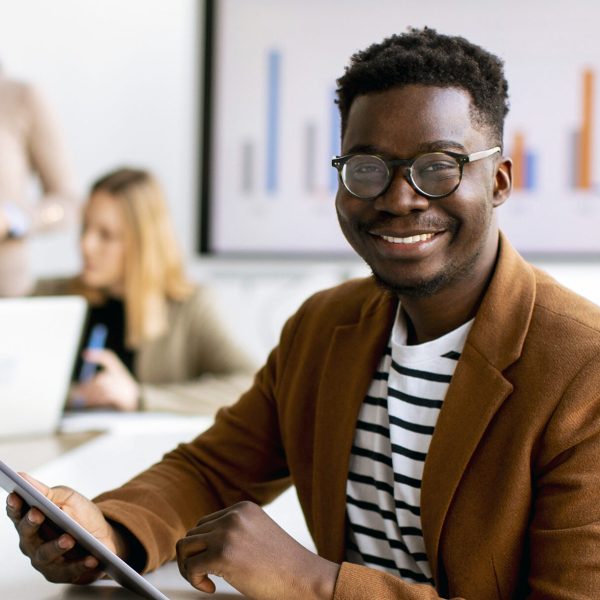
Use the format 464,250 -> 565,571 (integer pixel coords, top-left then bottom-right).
0,460 -> 169,600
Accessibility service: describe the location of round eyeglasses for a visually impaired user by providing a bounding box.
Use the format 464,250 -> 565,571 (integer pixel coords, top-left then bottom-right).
331,146 -> 500,200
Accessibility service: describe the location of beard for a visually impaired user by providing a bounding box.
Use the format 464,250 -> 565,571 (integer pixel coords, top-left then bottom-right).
369,243 -> 484,298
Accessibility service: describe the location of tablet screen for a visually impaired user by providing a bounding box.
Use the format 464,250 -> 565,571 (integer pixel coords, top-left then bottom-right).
0,460 -> 169,600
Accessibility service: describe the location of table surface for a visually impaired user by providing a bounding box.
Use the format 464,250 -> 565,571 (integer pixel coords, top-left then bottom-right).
0,413 -> 314,599
0,430 -> 99,472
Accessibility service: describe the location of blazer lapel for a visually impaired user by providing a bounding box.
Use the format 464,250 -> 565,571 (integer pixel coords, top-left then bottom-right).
421,348 -> 513,581
421,234 -> 537,583
312,290 -> 397,562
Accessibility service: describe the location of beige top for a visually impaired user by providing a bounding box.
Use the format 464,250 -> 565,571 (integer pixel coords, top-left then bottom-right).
0,74 -> 79,296
96,235 -> 600,598
34,277 -> 258,415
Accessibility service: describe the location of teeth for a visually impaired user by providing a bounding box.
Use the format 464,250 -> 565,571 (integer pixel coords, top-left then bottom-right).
380,233 -> 435,244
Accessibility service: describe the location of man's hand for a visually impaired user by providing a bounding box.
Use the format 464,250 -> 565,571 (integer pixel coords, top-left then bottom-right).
70,349 -> 140,411
176,501 -> 340,600
5,474 -> 126,585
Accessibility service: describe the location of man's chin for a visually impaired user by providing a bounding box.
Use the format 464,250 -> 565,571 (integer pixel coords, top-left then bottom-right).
370,271 -> 451,298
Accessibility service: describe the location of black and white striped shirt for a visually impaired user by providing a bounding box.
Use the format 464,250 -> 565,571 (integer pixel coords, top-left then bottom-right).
346,308 -> 473,584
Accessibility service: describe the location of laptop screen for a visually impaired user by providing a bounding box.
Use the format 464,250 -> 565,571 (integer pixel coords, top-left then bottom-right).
0,296 -> 87,438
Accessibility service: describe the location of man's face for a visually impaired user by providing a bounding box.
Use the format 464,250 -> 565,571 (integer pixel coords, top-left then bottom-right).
335,84 -> 510,297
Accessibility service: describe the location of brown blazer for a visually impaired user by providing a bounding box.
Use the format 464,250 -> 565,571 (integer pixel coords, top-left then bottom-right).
96,234 -> 600,599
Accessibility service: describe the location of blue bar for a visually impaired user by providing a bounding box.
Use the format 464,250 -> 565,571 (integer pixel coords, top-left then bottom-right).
266,50 -> 280,194
329,88 -> 341,192
525,152 -> 536,190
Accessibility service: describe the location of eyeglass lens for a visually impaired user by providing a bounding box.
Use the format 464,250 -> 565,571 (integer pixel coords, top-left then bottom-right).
342,153 -> 462,199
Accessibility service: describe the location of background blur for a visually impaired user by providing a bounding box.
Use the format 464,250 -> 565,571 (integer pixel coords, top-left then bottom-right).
1,0 -> 600,364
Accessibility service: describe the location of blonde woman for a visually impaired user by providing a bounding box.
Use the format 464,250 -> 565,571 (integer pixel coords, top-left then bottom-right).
35,167 -> 256,413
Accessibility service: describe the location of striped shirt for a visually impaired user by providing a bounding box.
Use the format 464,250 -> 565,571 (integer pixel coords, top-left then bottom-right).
346,307 -> 473,584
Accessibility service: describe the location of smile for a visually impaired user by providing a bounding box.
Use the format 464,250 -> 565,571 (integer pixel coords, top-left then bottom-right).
378,232 -> 436,244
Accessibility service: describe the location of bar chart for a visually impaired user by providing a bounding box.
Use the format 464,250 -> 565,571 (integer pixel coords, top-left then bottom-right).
206,0 -> 600,255
571,69 -> 594,190
238,49 -> 341,200
510,132 -> 536,192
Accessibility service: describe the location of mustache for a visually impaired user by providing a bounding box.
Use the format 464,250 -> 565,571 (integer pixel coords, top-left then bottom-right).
358,214 -> 458,233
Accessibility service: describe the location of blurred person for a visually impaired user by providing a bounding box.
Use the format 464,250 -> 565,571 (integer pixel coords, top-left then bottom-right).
35,167 -> 256,414
0,64 -> 78,296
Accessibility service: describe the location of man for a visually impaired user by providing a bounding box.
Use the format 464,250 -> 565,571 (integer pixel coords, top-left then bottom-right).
7,28 -> 600,599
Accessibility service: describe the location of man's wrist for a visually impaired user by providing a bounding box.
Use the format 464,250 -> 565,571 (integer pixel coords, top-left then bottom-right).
304,555 -> 340,600
107,519 -> 147,571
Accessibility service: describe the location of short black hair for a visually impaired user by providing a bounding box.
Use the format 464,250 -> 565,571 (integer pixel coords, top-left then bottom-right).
335,27 -> 509,144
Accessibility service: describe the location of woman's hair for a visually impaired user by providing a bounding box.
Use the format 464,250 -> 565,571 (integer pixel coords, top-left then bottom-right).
76,167 -> 193,347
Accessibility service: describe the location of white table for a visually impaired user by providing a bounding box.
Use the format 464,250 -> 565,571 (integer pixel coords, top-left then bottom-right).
0,413 -> 314,599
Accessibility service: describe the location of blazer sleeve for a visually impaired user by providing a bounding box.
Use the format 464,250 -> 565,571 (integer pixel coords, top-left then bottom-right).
334,563 -> 460,600
93,306 -> 301,572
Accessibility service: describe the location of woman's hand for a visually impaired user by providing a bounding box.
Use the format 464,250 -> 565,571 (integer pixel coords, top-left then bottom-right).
5,473 -> 127,585
70,349 -> 140,411
176,501 -> 340,600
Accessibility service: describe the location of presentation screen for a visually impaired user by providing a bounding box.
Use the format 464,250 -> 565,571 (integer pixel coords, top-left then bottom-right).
200,0 -> 600,257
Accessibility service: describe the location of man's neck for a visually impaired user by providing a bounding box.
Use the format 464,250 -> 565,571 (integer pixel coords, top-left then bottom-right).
399,254 -> 498,345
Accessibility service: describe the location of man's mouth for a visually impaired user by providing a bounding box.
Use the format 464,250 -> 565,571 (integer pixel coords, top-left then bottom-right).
378,232 -> 436,244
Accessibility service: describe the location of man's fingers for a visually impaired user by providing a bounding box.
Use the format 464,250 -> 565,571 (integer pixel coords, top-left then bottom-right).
176,544 -> 215,594
18,478 -> 81,515
30,545 -> 103,586
193,505 -> 236,529
19,472 -> 50,495
176,533 -> 209,563
15,505 -> 46,544
35,534 -> 76,564
189,572 -> 216,594
6,492 -> 24,521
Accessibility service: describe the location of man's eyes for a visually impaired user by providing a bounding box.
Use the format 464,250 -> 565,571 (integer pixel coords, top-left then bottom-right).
419,161 -> 457,172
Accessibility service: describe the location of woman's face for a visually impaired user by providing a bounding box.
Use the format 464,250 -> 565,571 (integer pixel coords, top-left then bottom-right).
80,191 -> 127,295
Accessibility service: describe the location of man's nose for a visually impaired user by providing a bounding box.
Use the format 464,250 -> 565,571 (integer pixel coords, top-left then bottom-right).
373,169 -> 429,215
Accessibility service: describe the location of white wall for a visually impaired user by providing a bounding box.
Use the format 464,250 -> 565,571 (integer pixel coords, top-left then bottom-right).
0,0 -> 199,273
1,0 -> 600,364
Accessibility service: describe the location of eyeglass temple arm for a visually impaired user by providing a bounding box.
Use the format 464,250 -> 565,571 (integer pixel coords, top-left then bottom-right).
467,146 -> 501,163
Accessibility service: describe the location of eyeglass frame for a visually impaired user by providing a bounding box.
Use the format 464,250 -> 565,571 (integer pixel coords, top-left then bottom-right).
331,146 -> 501,201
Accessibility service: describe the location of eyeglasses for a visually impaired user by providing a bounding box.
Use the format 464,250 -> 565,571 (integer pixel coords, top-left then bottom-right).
331,146 -> 501,200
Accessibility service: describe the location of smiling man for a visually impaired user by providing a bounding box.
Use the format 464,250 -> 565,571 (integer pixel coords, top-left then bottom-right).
7,28 -> 600,600
334,83 -> 508,342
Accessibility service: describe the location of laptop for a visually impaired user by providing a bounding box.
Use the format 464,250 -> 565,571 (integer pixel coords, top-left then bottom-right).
0,296 -> 87,438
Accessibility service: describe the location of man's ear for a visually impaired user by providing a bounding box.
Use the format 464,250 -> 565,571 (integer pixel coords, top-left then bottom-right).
492,156 -> 512,208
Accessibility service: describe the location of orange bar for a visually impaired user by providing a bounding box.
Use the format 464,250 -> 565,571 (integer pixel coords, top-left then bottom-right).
580,69 -> 594,189
513,131 -> 525,189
